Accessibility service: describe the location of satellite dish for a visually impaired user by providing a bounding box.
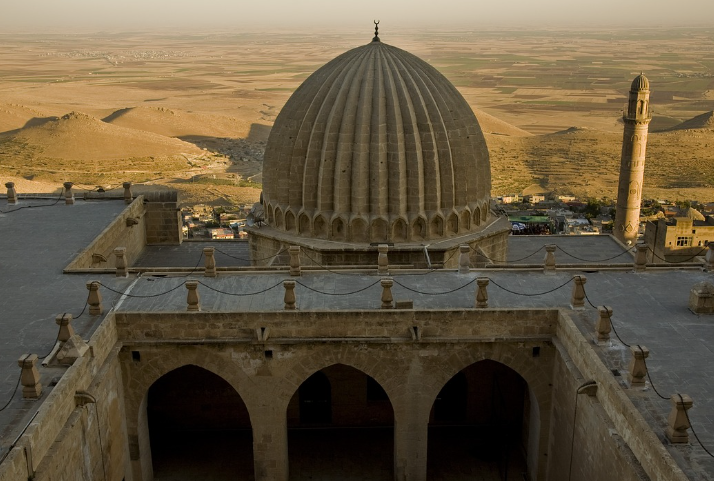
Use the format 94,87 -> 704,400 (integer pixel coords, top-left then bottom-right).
246,213 -> 256,227
246,203 -> 265,228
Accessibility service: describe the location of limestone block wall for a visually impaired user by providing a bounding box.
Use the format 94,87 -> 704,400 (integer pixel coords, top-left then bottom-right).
0,315 -> 132,481
546,340 -> 648,481
65,196 -> 147,271
144,191 -> 182,245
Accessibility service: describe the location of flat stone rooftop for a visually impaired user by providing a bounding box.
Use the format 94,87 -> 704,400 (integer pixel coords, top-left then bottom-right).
0,199 -> 712,478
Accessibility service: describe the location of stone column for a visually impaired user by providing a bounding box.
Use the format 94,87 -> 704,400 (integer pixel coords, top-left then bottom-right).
595,306 -> 612,343
17,354 -> 42,399
666,394 -> 693,444
5,182 -> 17,205
378,244 -> 389,275
705,244 -> 714,271
570,275 -> 587,309
283,280 -> 296,310
63,182 -> 74,205
114,247 -> 128,277
393,395 -> 431,481
689,281 -> 714,314
627,345 -> 649,387
251,404 -> 289,481
86,281 -> 103,315
475,277 -> 489,308
634,244 -> 648,272
458,245 -> 470,274
289,246 -> 301,276
55,313 -> 75,342
380,277 -> 394,309
203,247 -> 216,277
544,244 -> 556,275
123,181 -> 133,204
185,280 -> 200,311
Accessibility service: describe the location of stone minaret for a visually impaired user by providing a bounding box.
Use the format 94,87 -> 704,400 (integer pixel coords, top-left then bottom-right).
615,74 -> 651,246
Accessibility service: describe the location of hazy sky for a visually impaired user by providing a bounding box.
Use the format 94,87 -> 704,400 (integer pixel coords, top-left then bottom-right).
2,0 -> 713,31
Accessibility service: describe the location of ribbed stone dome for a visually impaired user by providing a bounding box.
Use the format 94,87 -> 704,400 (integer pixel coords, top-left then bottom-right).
631,73 -> 650,91
262,40 -> 491,243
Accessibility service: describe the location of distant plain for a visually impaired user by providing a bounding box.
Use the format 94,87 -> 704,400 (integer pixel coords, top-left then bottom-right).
1,27 -> 713,205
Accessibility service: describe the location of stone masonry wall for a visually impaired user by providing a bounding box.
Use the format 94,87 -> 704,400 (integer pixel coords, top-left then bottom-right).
144,191 -> 182,245
65,196 -> 147,271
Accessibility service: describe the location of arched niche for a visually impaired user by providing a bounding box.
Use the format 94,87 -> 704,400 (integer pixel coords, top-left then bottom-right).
427,360 -> 534,480
331,218 -> 346,241
460,210 -> 471,231
285,210 -> 296,232
298,213 -> 311,236
314,215 -> 328,239
473,206 -> 481,227
275,207 -> 284,229
411,217 -> 426,240
147,365 -> 254,479
446,213 -> 458,235
392,218 -> 407,242
351,218 -> 369,243
371,218 -> 388,243
429,215 -> 444,238
286,364 -> 394,480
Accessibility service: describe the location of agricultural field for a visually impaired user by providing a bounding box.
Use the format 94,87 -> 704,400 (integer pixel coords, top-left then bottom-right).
0,26 -> 713,205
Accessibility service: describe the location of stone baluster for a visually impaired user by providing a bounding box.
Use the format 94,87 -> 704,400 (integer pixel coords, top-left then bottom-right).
458,245 -> 470,274
63,182 -> 74,205
203,247 -> 216,277
595,306 -> 612,343
666,394 -> 693,444
114,247 -> 128,277
627,345 -> 649,387
544,244 -> 556,275
5,182 -> 17,205
289,246 -> 301,276
475,277 -> 489,308
123,181 -> 133,204
380,277 -> 394,309
378,244 -> 389,275
18,354 -> 42,399
55,313 -> 75,342
185,280 -> 200,311
86,281 -> 103,315
634,244 -> 648,272
283,280 -> 296,310
705,244 -> 714,271
570,275 -> 587,309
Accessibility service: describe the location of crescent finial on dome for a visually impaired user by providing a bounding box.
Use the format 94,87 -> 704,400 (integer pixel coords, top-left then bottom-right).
373,20 -> 380,42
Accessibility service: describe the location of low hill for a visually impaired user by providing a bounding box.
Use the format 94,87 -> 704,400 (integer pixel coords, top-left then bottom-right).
666,111 -> 714,131
474,108 -> 532,137
103,106 -> 269,140
6,111 -> 202,161
0,103 -> 56,134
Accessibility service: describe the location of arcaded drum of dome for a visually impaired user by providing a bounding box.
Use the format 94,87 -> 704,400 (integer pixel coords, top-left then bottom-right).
262,39 -> 491,243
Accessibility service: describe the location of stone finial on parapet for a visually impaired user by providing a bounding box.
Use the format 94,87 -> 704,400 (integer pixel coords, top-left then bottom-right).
114,247 -> 128,277
544,244 -> 556,275
86,281 -> 103,315
475,277 -> 489,308
570,275 -> 587,309
458,245 -> 470,274
377,244 -> 389,275
185,280 -> 200,311
627,345 -> 650,387
380,277 -> 394,309
5,182 -> 17,205
17,354 -> 42,399
283,280 -> 296,310
634,244 -> 648,272
63,182 -> 74,205
55,313 -> 75,342
705,244 -> 714,271
595,306 -> 612,343
203,247 -> 216,277
289,246 -> 301,276
123,181 -> 133,204
666,394 -> 693,444
689,281 -> 714,314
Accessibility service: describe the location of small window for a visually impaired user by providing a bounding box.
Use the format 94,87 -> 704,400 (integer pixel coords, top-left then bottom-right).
676,236 -> 693,247
692,230 -> 696,234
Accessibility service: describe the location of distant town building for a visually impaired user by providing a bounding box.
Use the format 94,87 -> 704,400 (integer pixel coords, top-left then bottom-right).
644,208 -> 714,261
209,228 -> 235,240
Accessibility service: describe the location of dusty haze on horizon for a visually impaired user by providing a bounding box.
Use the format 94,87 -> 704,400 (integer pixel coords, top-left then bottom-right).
2,0 -> 714,32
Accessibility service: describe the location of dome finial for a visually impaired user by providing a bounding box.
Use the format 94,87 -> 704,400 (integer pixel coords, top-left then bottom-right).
373,20 -> 380,42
